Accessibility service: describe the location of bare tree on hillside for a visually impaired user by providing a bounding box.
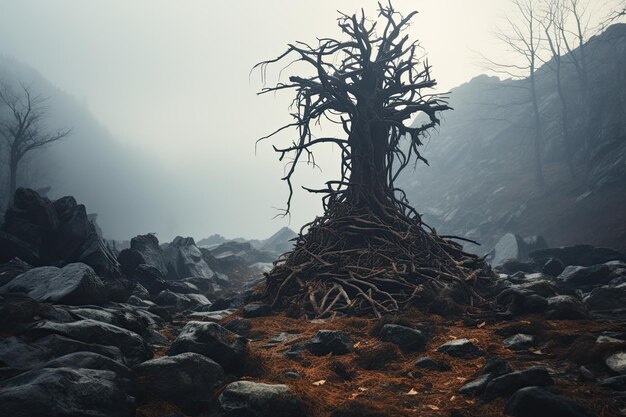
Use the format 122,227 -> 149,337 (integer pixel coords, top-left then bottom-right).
0,83 -> 71,204
490,0 -> 547,186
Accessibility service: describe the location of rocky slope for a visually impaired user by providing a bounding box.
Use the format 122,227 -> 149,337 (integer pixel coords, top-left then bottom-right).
1,189 -> 626,416
399,24 -> 626,255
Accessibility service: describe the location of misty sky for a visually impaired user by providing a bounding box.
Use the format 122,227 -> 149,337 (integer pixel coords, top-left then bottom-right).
0,0 -> 613,241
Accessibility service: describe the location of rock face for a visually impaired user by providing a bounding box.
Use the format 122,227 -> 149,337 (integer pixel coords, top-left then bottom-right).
133,352 -> 225,414
218,381 -> 305,417
0,263 -> 107,305
305,330 -> 355,356
0,367 -> 134,417
168,321 -> 247,373
504,386 -> 591,417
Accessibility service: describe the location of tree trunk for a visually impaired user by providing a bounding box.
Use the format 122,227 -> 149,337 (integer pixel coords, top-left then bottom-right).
529,72 -> 545,186
7,152 -> 18,207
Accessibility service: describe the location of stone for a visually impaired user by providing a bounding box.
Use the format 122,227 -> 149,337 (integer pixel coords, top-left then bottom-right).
557,264 -> 612,288
483,366 -> 553,401
599,375 -> 626,390
0,367 -> 134,417
492,233 -> 526,266
0,257 -> 32,286
242,302 -> 272,318
28,319 -> 152,366
496,288 -> 548,316
163,236 -> 214,279
546,295 -> 588,319
379,324 -> 427,351
0,334 -> 124,369
503,334 -> 535,350
305,330 -> 355,356
504,386 -> 591,417
542,258 -> 566,277
0,231 -> 39,265
38,351 -> 131,378
0,263 -> 107,305
0,294 -> 41,331
584,283 -> 626,313
129,234 -> 166,275
530,245 -> 625,268
133,352 -> 225,414
459,373 -> 494,397
168,321 -> 247,373
481,357 -> 512,376
437,339 -> 484,359
414,357 -> 450,372
605,351 -> 626,374
218,380 -> 305,417
224,318 -> 252,336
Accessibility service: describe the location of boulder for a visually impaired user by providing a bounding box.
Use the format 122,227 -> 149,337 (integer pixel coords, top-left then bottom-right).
305,330 -> 355,356
492,233 -> 526,266
128,234 -> 166,274
218,380 -> 305,417
163,236 -> 214,279
504,386 -> 591,417
28,319 -> 152,366
459,373 -> 494,397
437,339 -> 484,359
556,264 -> 613,288
133,352 -> 225,414
546,295 -> 588,319
379,324 -> 427,352
584,283 -> 626,313
0,263 -> 107,305
542,258 -> 566,277
0,257 -> 32,286
0,231 -> 40,265
530,245 -> 625,268
496,288 -> 548,316
0,293 -> 42,331
481,357 -> 512,376
38,352 -> 131,378
0,334 -> 124,369
483,366 -> 553,401
0,367 -> 133,417
168,321 -> 247,373
599,375 -> 626,390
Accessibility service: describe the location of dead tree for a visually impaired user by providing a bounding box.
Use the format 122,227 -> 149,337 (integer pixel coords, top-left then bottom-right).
0,83 -> 71,203
254,2 -> 492,318
491,0 -> 547,186
542,0 -> 577,178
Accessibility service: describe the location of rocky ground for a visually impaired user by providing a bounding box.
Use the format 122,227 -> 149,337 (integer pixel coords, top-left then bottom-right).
1,188 -> 626,417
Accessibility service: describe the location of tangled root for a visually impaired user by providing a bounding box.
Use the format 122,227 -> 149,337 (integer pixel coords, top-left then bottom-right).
263,202 -> 494,318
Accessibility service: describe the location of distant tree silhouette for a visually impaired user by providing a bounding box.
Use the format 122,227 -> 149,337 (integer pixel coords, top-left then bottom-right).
0,83 -> 71,204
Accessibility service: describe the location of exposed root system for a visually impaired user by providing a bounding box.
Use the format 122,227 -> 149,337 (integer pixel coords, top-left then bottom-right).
264,202 -> 494,318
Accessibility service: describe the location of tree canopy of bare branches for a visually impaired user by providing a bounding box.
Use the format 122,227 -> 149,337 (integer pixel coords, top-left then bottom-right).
0,82 -> 71,202
254,2 -> 492,318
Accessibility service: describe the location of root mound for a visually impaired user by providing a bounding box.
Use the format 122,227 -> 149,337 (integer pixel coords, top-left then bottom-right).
263,202 -> 494,318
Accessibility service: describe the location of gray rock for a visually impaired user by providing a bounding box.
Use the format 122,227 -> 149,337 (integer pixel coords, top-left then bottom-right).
546,295 -> 588,319
437,338 -> 484,358
459,373 -> 494,397
242,302 -> 272,318
163,236 -> 214,279
481,357 -> 512,376
1,263 -> 107,305
605,351 -> 626,374
503,334 -> 535,351
542,258 -> 565,277
0,367 -> 133,417
168,321 -> 247,373
129,234 -> 166,275
483,366 -> 553,401
584,283 -> 626,313
530,245 -> 625,268
133,352 -> 225,414
305,330 -> 354,356
496,288 -> 548,316
492,233 -> 526,266
0,334 -> 124,369
379,324 -> 427,352
414,357 -> 450,372
37,351 -> 131,378
599,375 -> 626,390
28,319 -> 152,366
556,264 -> 612,288
218,380 -> 305,417
504,386 -> 591,417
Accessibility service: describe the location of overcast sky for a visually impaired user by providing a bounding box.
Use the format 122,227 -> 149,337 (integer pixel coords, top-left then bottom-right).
0,0 -> 614,240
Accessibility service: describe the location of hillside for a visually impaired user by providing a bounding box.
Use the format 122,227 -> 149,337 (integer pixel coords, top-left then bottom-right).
399,24 -> 626,254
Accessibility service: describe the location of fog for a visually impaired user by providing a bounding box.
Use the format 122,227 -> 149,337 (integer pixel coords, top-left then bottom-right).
0,0 -> 613,241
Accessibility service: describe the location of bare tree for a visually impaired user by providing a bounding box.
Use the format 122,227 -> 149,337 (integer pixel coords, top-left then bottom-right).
0,83 -> 71,203
542,0 -> 577,178
491,0 -> 547,186
254,2 -> 490,318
